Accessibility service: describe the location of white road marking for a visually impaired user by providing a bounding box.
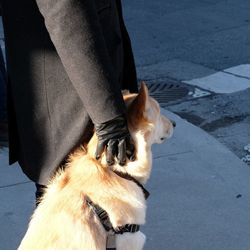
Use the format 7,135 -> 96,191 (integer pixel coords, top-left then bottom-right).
188,88 -> 211,98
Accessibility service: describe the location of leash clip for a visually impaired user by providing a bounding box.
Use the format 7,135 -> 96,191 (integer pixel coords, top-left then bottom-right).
106,233 -> 116,250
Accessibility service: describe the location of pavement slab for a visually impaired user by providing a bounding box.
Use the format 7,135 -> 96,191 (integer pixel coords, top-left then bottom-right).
0,148 -> 31,187
184,69 -> 250,94
144,110 -> 250,250
224,64 -> 250,79
0,148 -> 34,250
0,183 -> 35,250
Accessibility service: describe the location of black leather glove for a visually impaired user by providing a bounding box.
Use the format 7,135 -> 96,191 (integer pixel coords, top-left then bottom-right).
95,115 -> 135,166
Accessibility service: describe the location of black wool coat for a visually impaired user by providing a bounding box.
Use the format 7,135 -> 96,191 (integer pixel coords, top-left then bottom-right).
1,0 -> 138,185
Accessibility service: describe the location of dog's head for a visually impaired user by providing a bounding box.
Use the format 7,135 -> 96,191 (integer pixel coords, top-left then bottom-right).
86,82 -> 174,183
125,82 -> 174,146
111,82 -> 175,183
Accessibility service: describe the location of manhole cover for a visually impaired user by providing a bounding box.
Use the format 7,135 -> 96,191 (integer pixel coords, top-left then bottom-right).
146,81 -> 190,104
146,80 -> 211,106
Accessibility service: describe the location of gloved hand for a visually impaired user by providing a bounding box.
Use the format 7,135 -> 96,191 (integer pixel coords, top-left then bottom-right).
95,115 -> 135,166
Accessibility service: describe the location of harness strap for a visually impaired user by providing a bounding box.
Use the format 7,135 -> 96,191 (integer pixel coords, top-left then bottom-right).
86,197 -> 113,231
114,224 -> 140,234
86,197 -> 140,234
86,171 -> 149,249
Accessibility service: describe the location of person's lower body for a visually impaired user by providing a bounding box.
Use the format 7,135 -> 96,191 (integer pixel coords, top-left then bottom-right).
35,183 -> 47,206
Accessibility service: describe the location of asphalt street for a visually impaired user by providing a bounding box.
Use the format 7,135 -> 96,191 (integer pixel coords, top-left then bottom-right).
123,0 -> 250,70
123,0 -> 250,162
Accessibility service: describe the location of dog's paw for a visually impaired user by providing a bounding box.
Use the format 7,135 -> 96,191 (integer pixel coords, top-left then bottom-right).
116,231 -> 145,250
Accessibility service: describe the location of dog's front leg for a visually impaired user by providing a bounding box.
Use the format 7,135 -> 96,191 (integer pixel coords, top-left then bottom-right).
115,231 -> 146,250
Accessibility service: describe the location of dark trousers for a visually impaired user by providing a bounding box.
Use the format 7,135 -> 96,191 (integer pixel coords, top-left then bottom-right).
35,183 -> 46,206
0,46 -> 6,121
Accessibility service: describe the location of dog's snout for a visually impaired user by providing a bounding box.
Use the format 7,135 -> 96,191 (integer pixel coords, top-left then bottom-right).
171,120 -> 176,128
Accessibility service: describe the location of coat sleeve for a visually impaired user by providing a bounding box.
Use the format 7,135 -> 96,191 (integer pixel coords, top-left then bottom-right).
35,0 -> 125,124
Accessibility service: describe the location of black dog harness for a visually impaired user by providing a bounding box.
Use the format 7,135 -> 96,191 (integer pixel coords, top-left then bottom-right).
86,198 -> 141,234
86,171 -> 150,249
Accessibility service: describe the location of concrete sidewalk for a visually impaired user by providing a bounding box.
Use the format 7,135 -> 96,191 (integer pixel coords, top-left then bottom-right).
1,110 -> 250,250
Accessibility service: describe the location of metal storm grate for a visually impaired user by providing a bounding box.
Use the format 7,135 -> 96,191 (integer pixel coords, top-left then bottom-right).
146,82 -> 190,105
146,80 -> 212,106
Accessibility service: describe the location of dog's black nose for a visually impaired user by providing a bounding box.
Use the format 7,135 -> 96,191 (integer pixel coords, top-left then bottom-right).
171,120 -> 176,128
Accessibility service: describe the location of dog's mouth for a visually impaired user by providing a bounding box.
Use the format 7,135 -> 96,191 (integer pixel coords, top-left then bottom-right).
160,127 -> 174,142
159,136 -> 168,143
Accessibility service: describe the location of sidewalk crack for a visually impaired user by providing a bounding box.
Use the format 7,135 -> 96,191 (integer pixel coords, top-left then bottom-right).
222,70 -> 250,81
0,181 -> 32,189
154,150 -> 193,159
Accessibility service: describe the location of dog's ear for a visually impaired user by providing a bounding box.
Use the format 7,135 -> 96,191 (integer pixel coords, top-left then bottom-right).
137,81 -> 149,113
128,82 -> 149,119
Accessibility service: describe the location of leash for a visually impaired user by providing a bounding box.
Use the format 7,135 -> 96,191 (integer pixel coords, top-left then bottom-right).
86,171 -> 150,250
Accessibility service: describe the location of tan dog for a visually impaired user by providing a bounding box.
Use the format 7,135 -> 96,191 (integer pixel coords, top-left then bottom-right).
18,83 -> 174,250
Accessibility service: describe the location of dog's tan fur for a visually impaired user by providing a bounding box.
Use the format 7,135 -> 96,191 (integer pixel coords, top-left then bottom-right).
18,83 -> 174,250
